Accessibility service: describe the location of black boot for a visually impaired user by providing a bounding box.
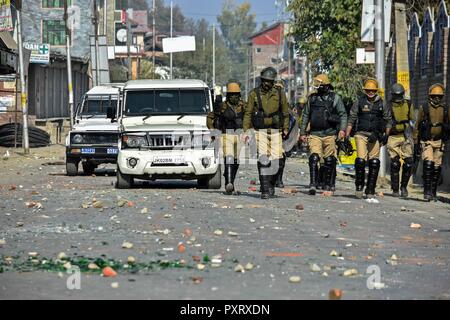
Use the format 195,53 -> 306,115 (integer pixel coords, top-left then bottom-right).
309,153 -> 320,195
231,160 -> 239,194
366,159 -> 380,198
390,157 -> 401,197
330,164 -> 337,192
318,165 -> 326,190
258,162 -> 271,199
422,160 -> 434,201
432,166 -> 441,202
324,156 -> 337,192
355,158 -> 366,199
224,156 -> 234,195
400,157 -> 414,198
275,155 -> 286,188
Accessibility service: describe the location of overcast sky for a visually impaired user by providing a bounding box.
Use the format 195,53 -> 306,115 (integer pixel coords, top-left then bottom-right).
164,0 -> 288,27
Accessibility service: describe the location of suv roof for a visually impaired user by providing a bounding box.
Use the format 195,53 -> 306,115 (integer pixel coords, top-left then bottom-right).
124,79 -> 209,90
86,84 -> 124,96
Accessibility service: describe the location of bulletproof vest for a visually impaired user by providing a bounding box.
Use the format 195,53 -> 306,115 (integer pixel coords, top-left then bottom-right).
220,100 -> 244,130
391,100 -> 411,134
309,93 -> 335,131
420,103 -> 449,141
252,88 -> 283,129
356,97 -> 384,133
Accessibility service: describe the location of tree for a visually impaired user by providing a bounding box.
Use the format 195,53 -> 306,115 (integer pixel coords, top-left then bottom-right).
287,0 -> 373,100
217,0 -> 256,85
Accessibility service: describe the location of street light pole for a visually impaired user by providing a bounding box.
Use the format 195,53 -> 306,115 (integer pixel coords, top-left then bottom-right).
375,0 -> 386,177
64,0 -> 74,129
170,0 -> 173,79
16,4 -> 29,154
152,0 -> 156,78
212,24 -> 215,89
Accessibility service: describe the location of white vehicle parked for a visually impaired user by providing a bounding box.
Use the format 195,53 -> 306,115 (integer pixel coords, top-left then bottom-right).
112,79 -> 221,189
66,84 -> 123,176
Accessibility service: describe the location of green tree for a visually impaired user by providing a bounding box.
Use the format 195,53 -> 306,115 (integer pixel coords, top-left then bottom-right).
217,0 -> 256,85
287,0 -> 373,99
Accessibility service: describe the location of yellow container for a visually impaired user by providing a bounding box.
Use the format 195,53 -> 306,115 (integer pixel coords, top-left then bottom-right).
338,137 -> 357,165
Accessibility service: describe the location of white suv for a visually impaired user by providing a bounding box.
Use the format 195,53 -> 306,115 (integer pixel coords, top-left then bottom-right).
66,84 -> 123,176
113,79 -> 221,189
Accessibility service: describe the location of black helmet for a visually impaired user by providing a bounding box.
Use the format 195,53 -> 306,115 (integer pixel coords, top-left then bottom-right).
391,83 -> 405,96
336,138 -> 354,156
260,67 -> 277,81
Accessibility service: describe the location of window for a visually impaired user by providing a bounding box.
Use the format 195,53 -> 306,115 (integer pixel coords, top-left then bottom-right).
125,90 -> 208,115
256,47 -> 262,53
80,96 -> 118,116
42,0 -> 72,8
115,0 -> 127,11
42,20 -> 66,46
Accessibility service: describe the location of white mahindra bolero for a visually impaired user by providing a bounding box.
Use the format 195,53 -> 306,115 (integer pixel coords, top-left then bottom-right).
66,84 -> 122,176
113,79 -> 221,189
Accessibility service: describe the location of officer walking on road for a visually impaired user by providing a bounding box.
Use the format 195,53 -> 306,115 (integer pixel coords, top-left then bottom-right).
299,74 -> 347,195
243,67 -> 290,199
387,83 -> 415,198
413,83 -> 450,201
207,81 -> 245,195
346,78 -> 393,199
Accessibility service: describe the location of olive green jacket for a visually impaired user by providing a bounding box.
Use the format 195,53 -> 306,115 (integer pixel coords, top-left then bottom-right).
243,87 -> 290,131
207,99 -> 245,130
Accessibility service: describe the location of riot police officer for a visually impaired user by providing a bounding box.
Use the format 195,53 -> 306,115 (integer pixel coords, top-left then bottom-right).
207,81 -> 245,195
346,78 -> 393,199
300,74 -> 347,195
413,83 -> 450,201
243,67 -> 290,199
387,83 -> 415,198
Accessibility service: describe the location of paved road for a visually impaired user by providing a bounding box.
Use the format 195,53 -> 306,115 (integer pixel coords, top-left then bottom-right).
0,146 -> 449,300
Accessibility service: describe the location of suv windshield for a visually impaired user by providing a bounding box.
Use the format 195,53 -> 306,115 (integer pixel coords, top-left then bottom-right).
124,89 -> 209,115
79,95 -> 118,116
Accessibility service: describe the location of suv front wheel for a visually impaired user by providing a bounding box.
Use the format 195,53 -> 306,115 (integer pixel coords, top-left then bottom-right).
198,165 -> 221,189
66,159 -> 79,176
116,168 -> 134,189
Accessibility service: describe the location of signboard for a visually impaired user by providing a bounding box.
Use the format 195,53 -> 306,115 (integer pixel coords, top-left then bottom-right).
24,43 -> 50,64
356,48 -> 375,64
361,0 -> 392,43
0,95 -> 15,112
397,71 -> 410,94
0,0 -> 13,32
162,36 -> 196,54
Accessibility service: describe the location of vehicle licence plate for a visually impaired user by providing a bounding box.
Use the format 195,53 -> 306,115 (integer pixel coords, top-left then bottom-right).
107,148 -> 118,154
153,155 -> 185,164
81,148 -> 95,154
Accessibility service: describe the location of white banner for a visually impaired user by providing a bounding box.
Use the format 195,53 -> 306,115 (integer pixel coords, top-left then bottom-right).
162,36 -> 196,54
0,0 -> 13,32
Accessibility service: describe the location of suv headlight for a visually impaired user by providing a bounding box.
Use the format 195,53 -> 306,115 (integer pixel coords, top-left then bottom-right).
192,132 -> 212,149
122,135 -> 148,148
72,134 -> 84,144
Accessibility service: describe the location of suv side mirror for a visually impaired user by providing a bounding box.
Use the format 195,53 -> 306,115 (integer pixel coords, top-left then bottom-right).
107,107 -> 117,122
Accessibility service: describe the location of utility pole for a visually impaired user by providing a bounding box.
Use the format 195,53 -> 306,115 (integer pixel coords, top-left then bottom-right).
287,39 -> 291,104
375,0 -> 386,177
170,0 -> 173,79
103,0 -> 107,35
152,0 -> 156,78
64,0 -> 74,129
16,1 -> 29,154
212,24 -> 215,88
126,9 -> 132,80
93,0 -> 99,85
